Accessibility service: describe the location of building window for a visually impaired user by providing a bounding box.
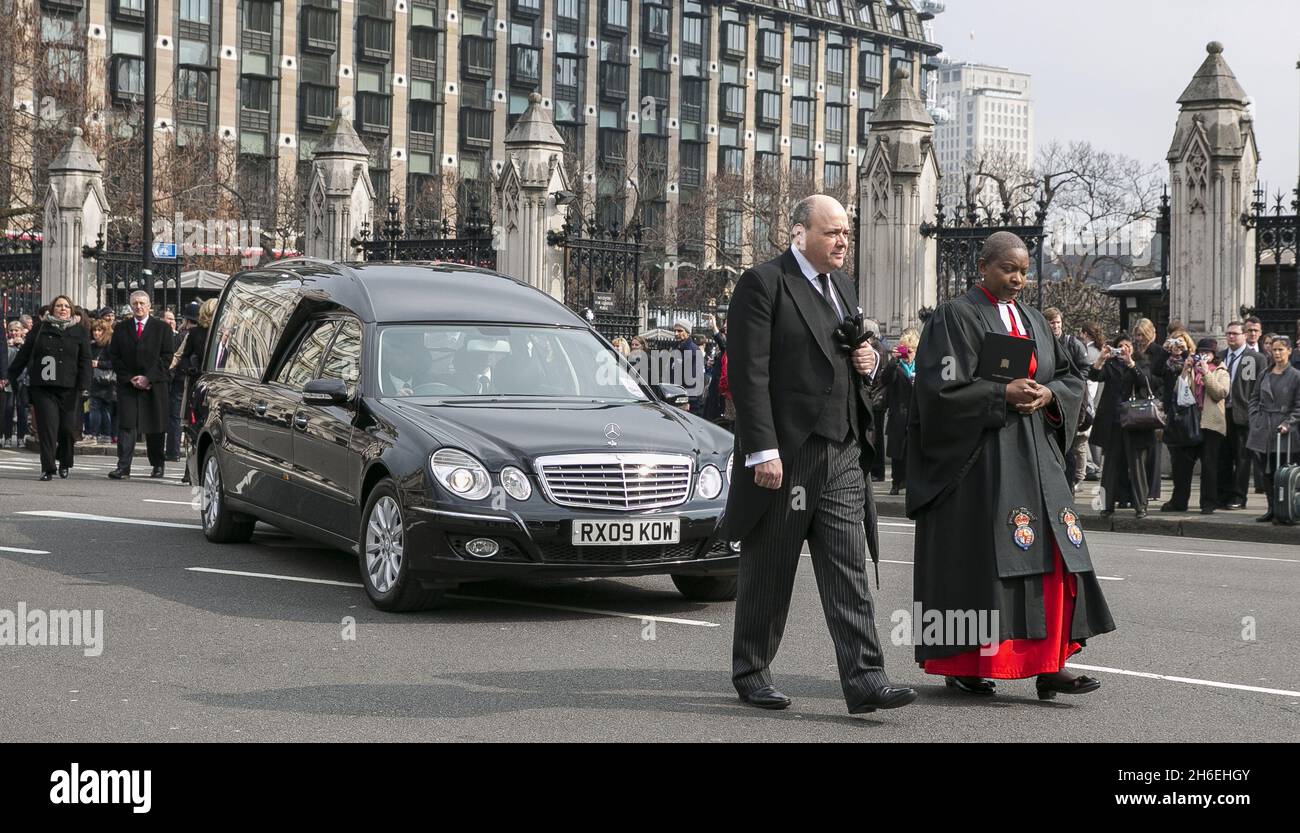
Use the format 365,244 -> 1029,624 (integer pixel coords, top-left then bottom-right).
860,45 -> 882,84
824,162 -> 846,190
603,0 -> 628,32
643,3 -> 669,40
241,76 -> 272,111
719,84 -> 744,122
680,142 -> 703,187
758,29 -> 781,66
719,147 -> 744,177
178,38 -> 210,66
722,21 -> 745,58
410,100 -> 437,133
179,0 -> 210,24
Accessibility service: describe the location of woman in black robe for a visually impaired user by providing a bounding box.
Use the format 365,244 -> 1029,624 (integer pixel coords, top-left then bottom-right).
907,232 -> 1115,700
1088,334 -> 1157,517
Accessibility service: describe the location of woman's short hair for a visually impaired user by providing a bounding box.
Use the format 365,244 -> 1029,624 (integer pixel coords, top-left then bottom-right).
977,231 -> 1029,265
898,326 -> 920,351
1112,331 -> 1133,347
1272,336 -> 1293,349
1080,322 -> 1105,347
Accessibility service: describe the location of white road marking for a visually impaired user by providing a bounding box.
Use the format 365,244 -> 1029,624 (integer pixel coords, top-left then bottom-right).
143,499 -> 200,507
186,567 -> 362,588
0,546 -> 50,554
1097,576 -> 1125,581
185,567 -> 721,627
1137,547 -> 1300,565
879,521 -> 915,528
799,552 -> 1124,580
1066,662 -> 1300,699
17,510 -> 201,530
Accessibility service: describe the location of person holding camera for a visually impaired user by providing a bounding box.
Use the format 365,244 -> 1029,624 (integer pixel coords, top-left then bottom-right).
1089,333 -> 1156,517
876,326 -> 918,495
1163,339 -> 1228,513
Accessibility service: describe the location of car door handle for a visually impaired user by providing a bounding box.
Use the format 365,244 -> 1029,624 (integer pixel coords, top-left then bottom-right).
294,413 -> 309,431
253,401 -> 268,416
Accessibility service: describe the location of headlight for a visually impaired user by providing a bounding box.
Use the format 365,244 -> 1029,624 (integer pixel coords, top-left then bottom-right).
500,466 -> 532,501
697,464 -> 723,500
430,448 -> 492,500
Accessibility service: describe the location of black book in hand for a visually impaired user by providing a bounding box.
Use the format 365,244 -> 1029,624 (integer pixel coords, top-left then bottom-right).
977,332 -> 1035,383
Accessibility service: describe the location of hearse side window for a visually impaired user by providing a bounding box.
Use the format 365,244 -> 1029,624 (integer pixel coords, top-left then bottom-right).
208,278 -> 301,379
276,319 -> 341,390
318,318 -> 362,398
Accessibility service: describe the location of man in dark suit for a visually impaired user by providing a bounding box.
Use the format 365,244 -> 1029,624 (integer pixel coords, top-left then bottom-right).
725,194 -> 916,714
108,290 -> 175,478
1218,321 -> 1267,507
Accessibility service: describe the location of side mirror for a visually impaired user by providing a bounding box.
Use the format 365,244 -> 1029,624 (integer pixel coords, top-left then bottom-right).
302,377 -> 350,406
654,383 -> 690,408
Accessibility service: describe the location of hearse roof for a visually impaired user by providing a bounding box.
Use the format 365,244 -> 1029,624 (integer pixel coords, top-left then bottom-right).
229,259 -> 590,326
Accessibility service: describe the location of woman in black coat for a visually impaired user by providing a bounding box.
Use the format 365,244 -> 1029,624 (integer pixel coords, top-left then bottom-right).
876,326 -> 918,495
1088,332 -> 1157,517
7,295 -> 92,479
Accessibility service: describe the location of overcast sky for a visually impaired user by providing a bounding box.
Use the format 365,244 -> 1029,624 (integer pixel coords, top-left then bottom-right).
931,0 -> 1300,198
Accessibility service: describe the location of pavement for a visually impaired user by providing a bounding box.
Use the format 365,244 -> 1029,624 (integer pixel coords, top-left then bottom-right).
1,444 -> 1297,742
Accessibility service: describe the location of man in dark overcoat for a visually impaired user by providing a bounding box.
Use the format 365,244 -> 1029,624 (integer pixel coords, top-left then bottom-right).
108,290 -> 175,478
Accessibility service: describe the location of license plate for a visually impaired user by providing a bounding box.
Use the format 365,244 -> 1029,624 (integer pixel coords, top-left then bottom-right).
571,518 -> 681,546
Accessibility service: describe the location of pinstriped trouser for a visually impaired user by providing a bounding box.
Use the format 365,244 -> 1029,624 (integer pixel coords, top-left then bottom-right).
732,434 -> 889,706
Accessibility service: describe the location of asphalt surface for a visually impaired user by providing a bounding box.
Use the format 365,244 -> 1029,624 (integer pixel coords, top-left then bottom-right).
1,445 -> 1298,742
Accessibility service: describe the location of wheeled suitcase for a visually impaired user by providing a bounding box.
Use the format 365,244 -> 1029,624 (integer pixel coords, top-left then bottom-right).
1274,433 -> 1300,525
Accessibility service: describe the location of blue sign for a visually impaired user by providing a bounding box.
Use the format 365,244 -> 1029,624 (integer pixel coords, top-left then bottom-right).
153,242 -> 177,259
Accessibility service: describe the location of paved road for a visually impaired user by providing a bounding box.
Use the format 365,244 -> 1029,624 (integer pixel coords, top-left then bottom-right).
1,446 -> 1297,742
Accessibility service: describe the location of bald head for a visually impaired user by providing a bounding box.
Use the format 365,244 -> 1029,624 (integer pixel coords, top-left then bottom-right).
792,195 -> 851,275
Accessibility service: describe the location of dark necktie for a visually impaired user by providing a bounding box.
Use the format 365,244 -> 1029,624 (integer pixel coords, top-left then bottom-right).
817,273 -> 841,318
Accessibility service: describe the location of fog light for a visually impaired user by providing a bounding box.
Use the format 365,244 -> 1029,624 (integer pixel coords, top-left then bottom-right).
465,538 -> 500,558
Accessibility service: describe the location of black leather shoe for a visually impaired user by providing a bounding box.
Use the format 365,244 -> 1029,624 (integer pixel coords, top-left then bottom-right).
1256,512 -> 1274,523
1200,507 -> 1216,514
1159,502 -> 1185,512
849,684 -> 918,713
108,468 -> 129,480
888,485 -> 900,495
945,676 -> 996,696
150,466 -> 164,478
738,685 -> 792,710
1225,502 -> 1245,510
1036,672 -> 1101,700
165,455 -> 181,463
1134,508 -> 1148,519
58,467 -> 69,479
39,472 -> 53,481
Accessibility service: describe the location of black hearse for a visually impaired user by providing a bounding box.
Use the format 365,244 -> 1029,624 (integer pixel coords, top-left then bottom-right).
187,259 -> 738,610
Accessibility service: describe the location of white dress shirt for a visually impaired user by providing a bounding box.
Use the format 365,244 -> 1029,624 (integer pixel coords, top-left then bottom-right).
745,247 -> 878,468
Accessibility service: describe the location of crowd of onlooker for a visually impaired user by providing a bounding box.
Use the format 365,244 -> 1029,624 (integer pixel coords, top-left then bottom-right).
3,299 -> 214,463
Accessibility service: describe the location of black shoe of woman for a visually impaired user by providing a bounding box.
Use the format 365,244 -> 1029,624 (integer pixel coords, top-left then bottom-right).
1256,512 -> 1274,523
889,485 -> 900,495
1035,671 -> 1101,700
58,467 -> 69,479
39,472 -> 54,482
945,676 -> 996,696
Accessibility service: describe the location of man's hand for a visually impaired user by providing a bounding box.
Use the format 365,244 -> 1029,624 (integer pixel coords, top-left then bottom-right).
1015,382 -> 1053,414
852,344 -> 877,376
754,459 -> 783,490
131,375 -> 150,390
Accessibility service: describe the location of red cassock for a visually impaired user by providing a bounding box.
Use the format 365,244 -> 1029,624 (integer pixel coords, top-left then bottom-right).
922,286 -> 1078,679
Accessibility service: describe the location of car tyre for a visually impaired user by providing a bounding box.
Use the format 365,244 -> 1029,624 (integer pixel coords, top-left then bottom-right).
200,447 -> 255,543
670,574 -> 738,601
360,480 -> 446,611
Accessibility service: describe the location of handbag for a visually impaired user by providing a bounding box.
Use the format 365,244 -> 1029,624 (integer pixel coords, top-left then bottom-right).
1118,373 -> 1166,432
1164,403 -> 1202,447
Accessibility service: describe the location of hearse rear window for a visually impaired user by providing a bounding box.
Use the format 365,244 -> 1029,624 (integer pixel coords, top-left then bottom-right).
208,277 -> 301,380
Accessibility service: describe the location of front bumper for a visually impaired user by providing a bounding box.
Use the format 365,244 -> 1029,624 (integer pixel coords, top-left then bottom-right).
401,495 -> 736,586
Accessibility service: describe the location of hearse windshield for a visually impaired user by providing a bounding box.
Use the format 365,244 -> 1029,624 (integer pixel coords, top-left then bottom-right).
376,324 -> 650,402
